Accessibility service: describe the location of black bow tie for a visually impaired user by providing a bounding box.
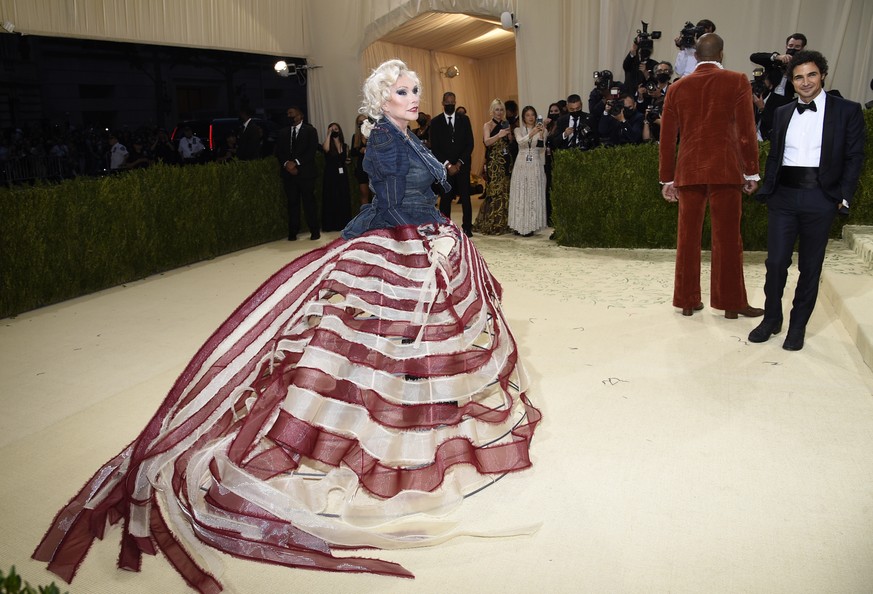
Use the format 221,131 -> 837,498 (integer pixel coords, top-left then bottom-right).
796,100 -> 817,114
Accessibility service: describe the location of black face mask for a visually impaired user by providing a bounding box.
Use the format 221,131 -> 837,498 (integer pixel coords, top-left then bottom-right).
444,104 -> 456,115
569,110 -> 582,118
656,72 -> 671,84
417,116 -> 427,127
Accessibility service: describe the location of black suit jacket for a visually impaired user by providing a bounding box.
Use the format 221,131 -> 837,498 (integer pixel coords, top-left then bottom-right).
549,112 -> 595,150
274,122 -> 318,179
429,112 -> 474,170
237,119 -> 262,160
758,93 -> 866,207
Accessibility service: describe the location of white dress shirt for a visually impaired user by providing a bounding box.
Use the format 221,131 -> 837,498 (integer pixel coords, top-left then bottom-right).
783,90 -> 825,167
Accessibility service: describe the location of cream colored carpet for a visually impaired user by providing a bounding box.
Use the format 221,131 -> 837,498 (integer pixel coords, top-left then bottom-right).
2,214 -> 873,594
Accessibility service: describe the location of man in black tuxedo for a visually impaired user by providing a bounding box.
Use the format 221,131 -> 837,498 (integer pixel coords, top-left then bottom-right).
429,92 -> 475,237
236,107 -> 262,160
274,106 -> 320,240
753,69 -> 793,141
750,33 -> 807,99
749,50 -> 865,351
549,93 -> 596,150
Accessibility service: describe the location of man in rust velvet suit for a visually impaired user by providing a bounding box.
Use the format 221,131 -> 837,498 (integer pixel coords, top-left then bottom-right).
659,34 -> 764,319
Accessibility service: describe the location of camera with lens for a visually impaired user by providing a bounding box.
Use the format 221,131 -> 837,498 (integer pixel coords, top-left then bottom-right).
593,69 -> 614,91
646,105 -> 662,124
750,67 -> 767,96
678,21 -> 705,49
606,100 -> 624,117
644,79 -> 659,93
636,21 -> 662,61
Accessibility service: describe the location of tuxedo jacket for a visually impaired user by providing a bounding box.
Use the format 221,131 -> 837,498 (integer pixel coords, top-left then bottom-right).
429,112 -> 474,170
237,119 -> 262,160
757,92 -> 866,206
274,122 -> 318,179
659,63 -> 759,185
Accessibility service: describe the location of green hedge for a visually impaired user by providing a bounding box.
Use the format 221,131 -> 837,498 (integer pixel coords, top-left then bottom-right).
551,107 -> 873,249
1,153 -> 364,319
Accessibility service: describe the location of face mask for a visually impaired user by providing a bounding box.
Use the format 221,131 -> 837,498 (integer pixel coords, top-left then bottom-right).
656,72 -> 671,84
569,110 -> 582,118
417,116 -> 427,126
444,104 -> 456,115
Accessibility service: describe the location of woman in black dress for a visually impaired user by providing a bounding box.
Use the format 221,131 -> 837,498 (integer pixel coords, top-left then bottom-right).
350,113 -> 371,205
320,122 -> 352,231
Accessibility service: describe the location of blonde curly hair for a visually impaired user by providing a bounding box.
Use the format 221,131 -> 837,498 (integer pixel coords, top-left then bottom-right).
358,59 -> 421,137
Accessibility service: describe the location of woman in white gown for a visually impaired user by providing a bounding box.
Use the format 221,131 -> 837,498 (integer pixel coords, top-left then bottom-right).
508,106 -> 548,237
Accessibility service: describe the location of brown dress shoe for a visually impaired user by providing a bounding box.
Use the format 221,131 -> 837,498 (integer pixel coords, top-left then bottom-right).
725,306 -> 765,319
681,303 -> 704,316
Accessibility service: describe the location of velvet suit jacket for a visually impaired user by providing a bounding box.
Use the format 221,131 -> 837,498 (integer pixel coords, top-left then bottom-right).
659,64 -> 759,186
757,93 -> 866,206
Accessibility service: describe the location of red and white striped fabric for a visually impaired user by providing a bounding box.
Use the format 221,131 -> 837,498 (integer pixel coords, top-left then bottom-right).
33,223 -> 542,593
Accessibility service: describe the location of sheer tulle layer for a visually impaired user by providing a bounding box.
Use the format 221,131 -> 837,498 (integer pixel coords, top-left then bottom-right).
33,223 -> 541,593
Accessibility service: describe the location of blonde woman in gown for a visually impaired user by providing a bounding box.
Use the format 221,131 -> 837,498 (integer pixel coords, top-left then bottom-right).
508,106 -> 548,236
473,98 -> 513,235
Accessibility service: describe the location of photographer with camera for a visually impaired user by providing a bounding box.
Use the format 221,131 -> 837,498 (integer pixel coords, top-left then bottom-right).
588,70 -> 616,135
598,90 -> 644,147
623,23 -> 661,95
750,33 -> 807,98
751,67 -> 792,140
636,61 -> 673,113
549,93 -> 596,151
674,19 -> 716,78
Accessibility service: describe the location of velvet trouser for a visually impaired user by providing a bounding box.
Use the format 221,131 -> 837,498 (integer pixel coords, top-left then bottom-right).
674,184 -> 749,311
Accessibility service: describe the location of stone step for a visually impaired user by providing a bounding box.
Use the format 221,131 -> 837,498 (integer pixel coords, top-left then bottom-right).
820,225 -> 873,372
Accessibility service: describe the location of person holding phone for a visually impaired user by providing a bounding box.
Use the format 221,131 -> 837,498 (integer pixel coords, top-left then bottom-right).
508,106 -> 548,236
474,97 -> 514,234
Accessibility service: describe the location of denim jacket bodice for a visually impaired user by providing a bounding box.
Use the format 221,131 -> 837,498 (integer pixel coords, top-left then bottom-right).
341,117 -> 451,239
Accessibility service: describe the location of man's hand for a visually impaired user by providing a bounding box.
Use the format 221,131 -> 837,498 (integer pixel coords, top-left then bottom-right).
446,163 -> 460,176
661,183 -> 678,203
285,161 -> 298,175
752,93 -> 765,110
742,179 -> 759,195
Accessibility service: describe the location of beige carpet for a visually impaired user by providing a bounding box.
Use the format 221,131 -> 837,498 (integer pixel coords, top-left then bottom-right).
2,216 -> 873,594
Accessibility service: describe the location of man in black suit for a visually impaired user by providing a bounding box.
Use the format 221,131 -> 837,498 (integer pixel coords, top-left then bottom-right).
274,105 -> 320,240
750,33 -> 807,99
753,68 -> 793,141
236,107 -> 262,160
749,50 -> 865,351
429,92 -> 475,237
549,93 -> 596,150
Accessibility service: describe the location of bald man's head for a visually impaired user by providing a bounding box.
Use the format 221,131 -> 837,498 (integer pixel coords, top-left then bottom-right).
695,33 -> 724,62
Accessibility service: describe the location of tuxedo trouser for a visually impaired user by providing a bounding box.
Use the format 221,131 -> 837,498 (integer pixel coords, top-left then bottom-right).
438,167 -> 472,233
674,184 -> 749,310
282,175 -> 318,237
763,185 -> 836,330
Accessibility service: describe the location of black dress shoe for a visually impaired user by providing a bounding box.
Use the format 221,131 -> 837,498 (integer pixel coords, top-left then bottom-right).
725,305 -> 765,319
681,303 -> 704,316
463,228 -> 473,238
748,319 -> 782,343
288,235 -> 298,241
310,232 -> 321,240
782,328 -> 805,351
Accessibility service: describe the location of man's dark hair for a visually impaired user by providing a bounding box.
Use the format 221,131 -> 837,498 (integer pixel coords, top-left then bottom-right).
656,61 -> 674,75
504,100 -> 518,113
788,49 -> 828,78
786,33 -> 807,46
697,19 -> 716,33
567,94 -> 582,104
442,91 -> 456,102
